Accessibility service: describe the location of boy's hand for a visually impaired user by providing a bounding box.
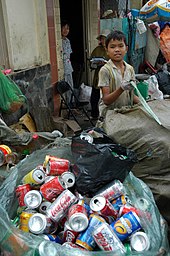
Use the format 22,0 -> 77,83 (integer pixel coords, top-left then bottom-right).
121,81 -> 134,91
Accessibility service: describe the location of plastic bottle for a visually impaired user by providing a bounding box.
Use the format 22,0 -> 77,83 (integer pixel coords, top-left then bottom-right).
136,19 -> 147,34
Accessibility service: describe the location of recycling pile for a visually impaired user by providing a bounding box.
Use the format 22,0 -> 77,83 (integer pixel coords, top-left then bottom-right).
13,154 -> 153,254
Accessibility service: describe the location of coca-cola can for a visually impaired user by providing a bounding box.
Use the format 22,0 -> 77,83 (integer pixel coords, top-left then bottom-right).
46,189 -> 77,222
43,155 -> 70,176
28,213 -> 58,234
63,221 -> 79,243
118,204 -> 139,217
95,179 -> 125,201
40,176 -> 66,202
61,171 -> 75,188
90,195 -> 118,219
39,201 -> 52,214
93,222 -> 126,252
24,190 -> 42,209
16,184 -> 32,207
68,204 -> 89,232
22,165 -> 46,185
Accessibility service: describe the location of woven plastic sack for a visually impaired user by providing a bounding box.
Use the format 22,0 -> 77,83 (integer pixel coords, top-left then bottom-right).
0,70 -> 26,113
0,139 -> 169,256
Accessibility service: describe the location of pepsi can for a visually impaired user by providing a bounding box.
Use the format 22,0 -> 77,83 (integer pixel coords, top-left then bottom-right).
110,211 -> 141,241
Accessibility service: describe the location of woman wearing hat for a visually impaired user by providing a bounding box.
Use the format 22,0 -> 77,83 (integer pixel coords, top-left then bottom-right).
90,30 -> 110,119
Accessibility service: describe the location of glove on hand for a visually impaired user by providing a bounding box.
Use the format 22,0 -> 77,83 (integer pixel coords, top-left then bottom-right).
121,80 -> 134,91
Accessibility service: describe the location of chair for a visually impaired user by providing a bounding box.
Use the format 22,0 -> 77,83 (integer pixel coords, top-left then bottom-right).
55,80 -> 94,127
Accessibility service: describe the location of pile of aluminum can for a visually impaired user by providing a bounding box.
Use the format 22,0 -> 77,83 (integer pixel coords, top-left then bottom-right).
13,154 -> 151,254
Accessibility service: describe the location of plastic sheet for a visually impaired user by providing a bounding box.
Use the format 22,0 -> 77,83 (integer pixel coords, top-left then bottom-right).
0,138 -> 169,255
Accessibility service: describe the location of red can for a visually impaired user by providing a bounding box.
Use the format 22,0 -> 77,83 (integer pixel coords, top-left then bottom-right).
95,179 -> 125,201
43,155 -> 70,176
63,221 -> 79,243
46,189 -> 77,222
118,204 -> 139,217
90,195 -> 118,219
40,176 -> 66,201
68,204 -> 88,232
15,184 -> 32,207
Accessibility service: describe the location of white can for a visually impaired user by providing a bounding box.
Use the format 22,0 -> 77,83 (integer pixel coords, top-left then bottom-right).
61,171 -> 75,188
130,231 -> 150,252
24,190 -> 42,209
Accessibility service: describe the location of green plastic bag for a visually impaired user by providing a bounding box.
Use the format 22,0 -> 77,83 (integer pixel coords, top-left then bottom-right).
0,70 -> 26,113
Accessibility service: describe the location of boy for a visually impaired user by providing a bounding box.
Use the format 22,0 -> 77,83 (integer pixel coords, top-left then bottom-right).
98,30 -> 139,117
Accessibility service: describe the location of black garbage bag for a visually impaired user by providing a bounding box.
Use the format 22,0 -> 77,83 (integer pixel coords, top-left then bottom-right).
71,128 -> 138,196
155,70 -> 170,95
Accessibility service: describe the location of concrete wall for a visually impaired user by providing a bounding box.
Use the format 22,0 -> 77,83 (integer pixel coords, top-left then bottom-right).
1,0 -> 49,70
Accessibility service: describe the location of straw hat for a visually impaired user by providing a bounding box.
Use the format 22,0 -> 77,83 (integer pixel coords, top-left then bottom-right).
96,29 -> 111,40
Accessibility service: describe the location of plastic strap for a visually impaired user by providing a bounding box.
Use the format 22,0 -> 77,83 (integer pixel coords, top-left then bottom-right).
131,81 -> 162,125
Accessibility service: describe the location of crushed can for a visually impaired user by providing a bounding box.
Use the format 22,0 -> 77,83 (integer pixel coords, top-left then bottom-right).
68,204 -> 89,232
110,211 -> 141,241
46,189 -> 77,222
43,155 -> 70,176
22,165 -> 45,185
40,176 -> 66,201
92,222 -> 126,253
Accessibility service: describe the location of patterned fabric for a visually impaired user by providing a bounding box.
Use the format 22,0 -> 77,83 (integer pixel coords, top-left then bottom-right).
62,37 -> 73,75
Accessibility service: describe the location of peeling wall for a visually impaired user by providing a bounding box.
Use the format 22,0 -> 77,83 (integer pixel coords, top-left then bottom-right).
1,0 -> 49,70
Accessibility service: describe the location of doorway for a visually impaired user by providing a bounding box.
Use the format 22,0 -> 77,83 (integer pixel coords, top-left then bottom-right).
59,0 -> 85,88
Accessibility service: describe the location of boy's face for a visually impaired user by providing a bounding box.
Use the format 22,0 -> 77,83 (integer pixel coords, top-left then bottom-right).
106,39 -> 128,62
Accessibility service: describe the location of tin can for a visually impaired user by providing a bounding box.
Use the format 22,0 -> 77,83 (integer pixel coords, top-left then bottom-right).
39,201 -> 52,214
63,221 -> 79,243
78,199 -> 92,216
135,197 -> 150,211
80,132 -> 93,144
68,204 -> 89,232
46,189 -> 77,222
111,195 -> 127,211
28,213 -> 58,234
118,204 -> 139,217
62,242 -> 87,250
44,175 -> 55,183
92,222 -> 126,252
40,176 -> 66,201
76,214 -> 105,251
130,231 -> 150,252
43,155 -> 70,176
0,144 -> 12,166
110,211 -> 142,241
95,179 -> 126,201
39,232 -> 64,244
16,184 -> 32,207
19,209 -> 36,232
24,190 -> 42,209
90,195 -> 118,219
5,152 -> 18,164
22,165 -> 45,185
61,171 -> 75,189
38,240 -> 59,256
